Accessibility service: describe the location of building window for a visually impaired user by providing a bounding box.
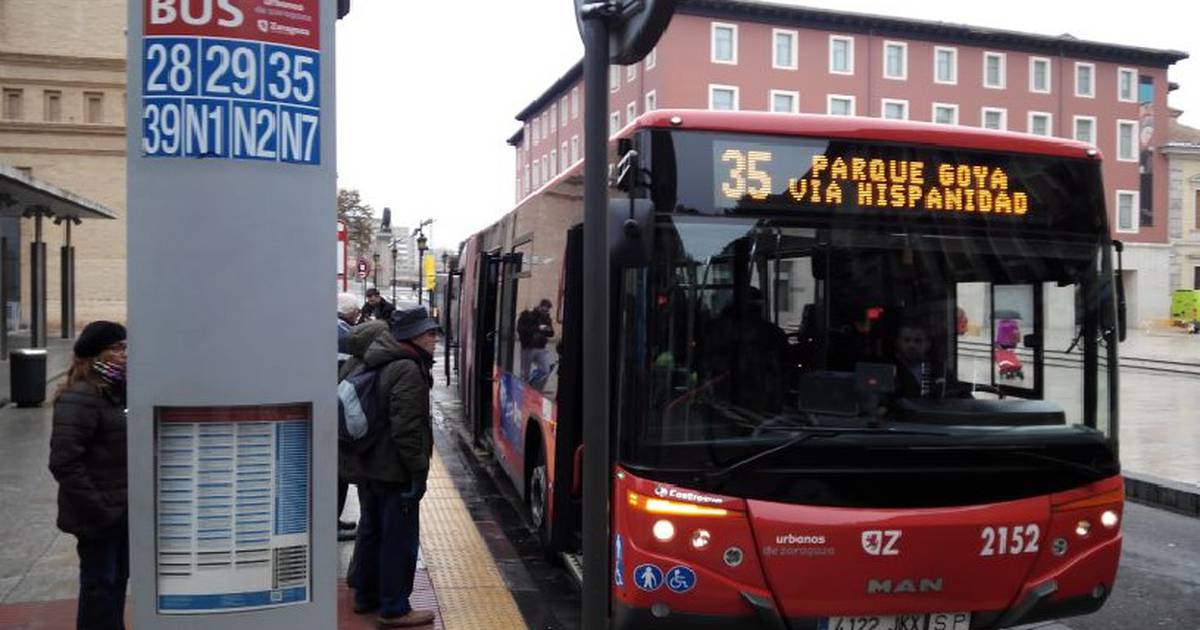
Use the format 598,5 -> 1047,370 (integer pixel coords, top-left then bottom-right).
1194,188 -> 1200,232
882,98 -> 908,120
829,35 -> 854,75
827,94 -> 855,116
532,119 -> 539,145
1116,190 -> 1139,233
2,88 -> 23,120
549,105 -> 557,133
1118,68 -> 1136,102
532,160 -> 540,188
524,164 -> 531,193
770,90 -> 798,113
43,90 -> 62,122
609,111 -> 620,135
84,92 -> 105,124
549,150 -> 558,178
1075,62 -> 1095,98
646,47 -> 657,70
572,87 -> 580,118
560,97 -> 568,126
610,65 -> 620,91
932,103 -> 958,125
1116,119 -> 1137,161
1028,111 -> 1052,136
981,107 -> 1007,130
542,114 -> 549,140
571,135 -> 580,163
711,22 -> 738,64
983,52 -> 1006,89
883,41 -> 907,80
627,63 -> 637,82
1030,57 -> 1051,93
709,84 -> 739,111
626,101 -> 637,123
1073,115 -> 1097,144
561,142 -> 568,171
541,155 -> 549,184
644,90 -> 657,112
934,47 -> 958,84
773,29 -> 797,69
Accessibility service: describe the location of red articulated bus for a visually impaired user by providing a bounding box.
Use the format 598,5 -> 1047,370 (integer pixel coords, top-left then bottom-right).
453,110 -> 1125,629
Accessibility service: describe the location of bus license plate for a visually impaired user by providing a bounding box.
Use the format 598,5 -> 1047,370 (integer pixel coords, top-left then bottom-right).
821,612 -> 970,630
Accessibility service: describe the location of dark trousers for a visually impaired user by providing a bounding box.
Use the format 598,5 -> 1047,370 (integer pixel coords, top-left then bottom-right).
76,529 -> 129,630
352,479 -> 424,618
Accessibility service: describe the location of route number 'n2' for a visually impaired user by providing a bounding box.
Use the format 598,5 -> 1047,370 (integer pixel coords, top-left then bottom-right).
980,525 -> 1040,556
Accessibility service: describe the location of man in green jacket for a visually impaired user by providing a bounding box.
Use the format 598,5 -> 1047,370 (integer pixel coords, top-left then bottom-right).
339,309 -> 438,627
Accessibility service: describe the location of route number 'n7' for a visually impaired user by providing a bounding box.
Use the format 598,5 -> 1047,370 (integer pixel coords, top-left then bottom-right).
979,525 -> 1040,556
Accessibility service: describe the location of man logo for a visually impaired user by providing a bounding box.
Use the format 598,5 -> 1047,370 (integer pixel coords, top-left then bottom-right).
861,529 -> 901,556
257,19 -> 270,33
867,578 -> 943,594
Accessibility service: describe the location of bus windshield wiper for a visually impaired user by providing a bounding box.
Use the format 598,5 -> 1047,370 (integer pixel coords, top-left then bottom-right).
995,449 -> 1107,477
704,426 -> 948,483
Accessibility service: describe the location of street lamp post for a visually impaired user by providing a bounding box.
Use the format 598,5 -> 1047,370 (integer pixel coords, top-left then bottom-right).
416,230 -> 428,305
372,251 -> 380,291
391,239 -> 398,303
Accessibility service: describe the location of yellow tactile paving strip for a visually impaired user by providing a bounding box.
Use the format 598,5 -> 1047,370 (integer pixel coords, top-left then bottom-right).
421,450 -> 526,629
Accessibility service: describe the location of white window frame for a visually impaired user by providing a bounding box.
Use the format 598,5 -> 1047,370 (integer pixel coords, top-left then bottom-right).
560,97 -> 568,126
1116,119 -> 1138,161
829,35 -> 854,75
1115,189 -> 1140,234
983,52 -> 1006,89
541,155 -> 549,184
627,63 -> 638,82
1075,62 -> 1095,98
644,90 -> 657,112
571,87 -> 580,118
549,105 -> 557,133
561,141 -> 569,171
610,65 -> 620,92
981,107 -> 1007,130
549,150 -> 558,178
772,29 -> 798,70
523,164 -> 531,193
609,111 -> 620,136
626,101 -> 637,123
770,89 -> 799,113
711,22 -> 738,65
932,102 -> 959,125
1073,115 -> 1097,144
1117,67 -> 1137,102
881,98 -> 909,120
532,119 -> 539,146
1030,56 -> 1051,94
708,84 -> 739,111
827,94 -> 856,116
933,46 -> 958,85
646,47 -> 657,70
571,135 -> 580,163
883,40 -> 907,80
1028,111 -> 1053,136
532,159 -> 540,188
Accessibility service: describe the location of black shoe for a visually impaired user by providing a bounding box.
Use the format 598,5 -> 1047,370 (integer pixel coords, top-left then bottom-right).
338,520 -> 357,530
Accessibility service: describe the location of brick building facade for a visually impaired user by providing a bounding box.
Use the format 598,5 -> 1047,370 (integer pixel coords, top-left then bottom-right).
509,0 -> 1188,325
0,0 -> 128,328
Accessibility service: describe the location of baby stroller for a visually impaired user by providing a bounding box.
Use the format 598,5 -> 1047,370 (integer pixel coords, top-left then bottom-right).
993,314 -> 1024,380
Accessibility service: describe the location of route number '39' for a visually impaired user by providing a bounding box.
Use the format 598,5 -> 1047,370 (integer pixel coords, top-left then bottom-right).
979,525 -> 1040,556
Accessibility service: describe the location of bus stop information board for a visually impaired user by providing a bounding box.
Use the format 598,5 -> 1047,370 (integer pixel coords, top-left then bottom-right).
155,404 -> 311,613
141,0 -> 320,164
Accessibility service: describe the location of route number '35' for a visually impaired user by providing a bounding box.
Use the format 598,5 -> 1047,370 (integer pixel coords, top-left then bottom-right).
979,524 -> 1040,556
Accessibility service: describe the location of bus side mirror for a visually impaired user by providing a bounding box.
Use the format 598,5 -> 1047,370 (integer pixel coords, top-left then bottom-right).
609,199 -> 654,268
1113,240 -> 1127,342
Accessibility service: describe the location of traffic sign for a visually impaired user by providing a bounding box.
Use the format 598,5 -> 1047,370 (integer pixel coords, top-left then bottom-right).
356,258 -> 369,279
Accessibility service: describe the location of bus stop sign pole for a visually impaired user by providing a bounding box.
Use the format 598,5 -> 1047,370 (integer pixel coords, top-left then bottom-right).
575,3 -> 673,629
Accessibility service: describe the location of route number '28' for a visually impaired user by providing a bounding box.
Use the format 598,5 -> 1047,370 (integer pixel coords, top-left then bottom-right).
979,524 -> 1040,556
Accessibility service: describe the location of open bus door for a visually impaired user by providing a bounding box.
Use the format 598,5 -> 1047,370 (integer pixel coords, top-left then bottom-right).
551,225 -> 585,553
470,252 -> 501,448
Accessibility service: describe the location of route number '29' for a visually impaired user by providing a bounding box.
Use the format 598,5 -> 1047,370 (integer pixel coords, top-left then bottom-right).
721,148 -> 773,201
979,525 -> 1040,556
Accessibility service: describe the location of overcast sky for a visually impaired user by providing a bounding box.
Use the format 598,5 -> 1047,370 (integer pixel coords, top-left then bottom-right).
335,0 -> 1198,250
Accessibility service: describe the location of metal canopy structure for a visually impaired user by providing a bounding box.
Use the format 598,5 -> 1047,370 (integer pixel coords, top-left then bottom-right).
0,163 -> 118,352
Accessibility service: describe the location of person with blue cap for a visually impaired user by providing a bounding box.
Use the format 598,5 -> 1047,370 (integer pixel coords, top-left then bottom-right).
338,307 -> 439,627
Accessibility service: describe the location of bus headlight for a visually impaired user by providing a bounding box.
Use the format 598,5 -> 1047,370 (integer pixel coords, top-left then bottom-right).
1075,520 -> 1092,537
691,529 -> 711,549
1100,510 -> 1119,528
652,519 -> 676,542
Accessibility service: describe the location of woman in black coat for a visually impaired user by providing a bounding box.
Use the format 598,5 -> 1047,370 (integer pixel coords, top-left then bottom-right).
48,321 -> 128,630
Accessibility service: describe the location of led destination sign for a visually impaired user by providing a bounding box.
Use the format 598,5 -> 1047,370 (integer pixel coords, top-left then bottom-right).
716,145 -> 1029,216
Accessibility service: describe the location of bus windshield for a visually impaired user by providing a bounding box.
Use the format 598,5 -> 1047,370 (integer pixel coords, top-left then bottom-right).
616,131 -> 1118,502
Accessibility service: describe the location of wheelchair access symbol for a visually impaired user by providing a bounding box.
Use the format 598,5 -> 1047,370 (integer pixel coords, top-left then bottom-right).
633,563 -> 663,591
665,565 -> 697,593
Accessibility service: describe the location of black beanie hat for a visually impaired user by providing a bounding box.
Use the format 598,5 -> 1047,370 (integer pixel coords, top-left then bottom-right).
74,321 -> 127,359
